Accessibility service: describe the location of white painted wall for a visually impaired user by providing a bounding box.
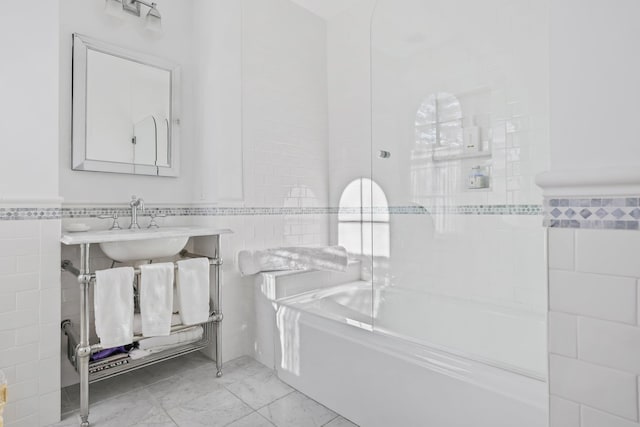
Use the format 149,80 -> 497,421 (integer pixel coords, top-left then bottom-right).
59,0 -> 197,205
327,0 -> 375,210
242,0 -> 329,213
550,0 -> 640,172
0,1 -> 60,201
192,0 -> 244,203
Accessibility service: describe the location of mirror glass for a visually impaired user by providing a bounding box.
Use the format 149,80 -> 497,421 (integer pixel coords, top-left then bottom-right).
72,34 -> 180,176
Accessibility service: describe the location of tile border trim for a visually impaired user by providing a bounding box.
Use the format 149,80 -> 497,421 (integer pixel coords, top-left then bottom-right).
544,197 -> 640,229
0,208 -> 62,220
0,205 -> 543,221
61,205 -> 542,218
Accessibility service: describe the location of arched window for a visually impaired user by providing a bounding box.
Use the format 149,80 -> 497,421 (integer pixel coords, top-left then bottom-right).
338,178 -> 390,257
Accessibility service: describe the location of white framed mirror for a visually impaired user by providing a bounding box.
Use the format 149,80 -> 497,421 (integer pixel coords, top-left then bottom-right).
72,34 -> 180,176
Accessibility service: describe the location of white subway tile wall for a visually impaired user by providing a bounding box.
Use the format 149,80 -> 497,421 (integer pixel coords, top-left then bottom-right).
0,219 -> 61,427
550,396 -> 580,427
549,227 -> 640,426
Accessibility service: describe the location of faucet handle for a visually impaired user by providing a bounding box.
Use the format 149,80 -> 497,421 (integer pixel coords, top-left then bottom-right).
147,212 -> 167,229
99,213 -> 122,230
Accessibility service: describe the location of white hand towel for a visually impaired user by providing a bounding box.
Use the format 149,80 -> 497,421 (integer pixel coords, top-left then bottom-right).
139,263 -> 174,337
237,246 -> 349,276
176,258 -> 210,325
137,326 -> 204,351
94,267 -> 135,348
129,326 -> 204,360
133,313 -> 182,335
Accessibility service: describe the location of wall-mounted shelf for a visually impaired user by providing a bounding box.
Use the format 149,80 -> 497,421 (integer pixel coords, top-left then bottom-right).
432,150 -> 492,162
62,316 -> 215,383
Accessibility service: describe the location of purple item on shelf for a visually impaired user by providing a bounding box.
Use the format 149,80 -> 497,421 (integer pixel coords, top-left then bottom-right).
90,346 -> 127,362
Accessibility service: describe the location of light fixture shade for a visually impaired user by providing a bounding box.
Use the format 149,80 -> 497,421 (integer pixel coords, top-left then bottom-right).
104,0 -> 123,17
145,5 -> 162,33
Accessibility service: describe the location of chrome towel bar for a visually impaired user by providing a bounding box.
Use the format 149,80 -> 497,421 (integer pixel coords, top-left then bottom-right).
61,252 -> 222,281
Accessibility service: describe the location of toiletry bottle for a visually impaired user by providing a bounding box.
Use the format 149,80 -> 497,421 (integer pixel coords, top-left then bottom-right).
468,166 -> 489,189
464,126 -> 481,152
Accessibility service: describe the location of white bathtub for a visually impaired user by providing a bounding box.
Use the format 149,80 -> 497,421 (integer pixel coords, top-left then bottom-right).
257,276 -> 547,427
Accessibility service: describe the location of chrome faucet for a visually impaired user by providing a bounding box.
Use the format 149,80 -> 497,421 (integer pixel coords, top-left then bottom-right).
129,195 -> 145,229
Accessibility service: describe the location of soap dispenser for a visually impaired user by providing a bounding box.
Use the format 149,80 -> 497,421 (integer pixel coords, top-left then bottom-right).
467,166 -> 490,189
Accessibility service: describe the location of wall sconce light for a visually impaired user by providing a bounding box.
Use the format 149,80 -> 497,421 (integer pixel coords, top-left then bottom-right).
104,0 -> 163,33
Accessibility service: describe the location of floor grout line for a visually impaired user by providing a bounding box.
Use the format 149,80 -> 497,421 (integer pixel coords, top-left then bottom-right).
253,389 -> 297,412
59,355 -> 350,427
321,414 -> 341,426
61,354 -> 214,412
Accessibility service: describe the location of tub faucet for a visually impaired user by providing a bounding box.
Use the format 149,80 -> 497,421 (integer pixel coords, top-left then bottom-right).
129,195 -> 145,229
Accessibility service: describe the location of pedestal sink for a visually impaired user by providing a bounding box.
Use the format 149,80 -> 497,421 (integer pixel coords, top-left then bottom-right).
60,226 -> 233,262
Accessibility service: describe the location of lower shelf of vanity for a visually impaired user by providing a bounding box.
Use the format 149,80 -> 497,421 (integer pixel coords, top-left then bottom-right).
62,316 -> 215,383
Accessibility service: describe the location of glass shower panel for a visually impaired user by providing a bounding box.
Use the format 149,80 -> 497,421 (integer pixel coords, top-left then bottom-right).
370,0 -> 549,378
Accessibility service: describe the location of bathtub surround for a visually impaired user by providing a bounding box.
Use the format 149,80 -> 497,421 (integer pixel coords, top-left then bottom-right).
540,179 -> 640,426
545,200 -> 640,426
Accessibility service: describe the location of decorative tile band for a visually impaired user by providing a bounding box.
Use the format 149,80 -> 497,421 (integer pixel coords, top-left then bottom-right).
544,197 -> 640,229
61,204 -> 542,219
0,205 -> 543,220
0,208 -> 61,221
414,205 -> 542,216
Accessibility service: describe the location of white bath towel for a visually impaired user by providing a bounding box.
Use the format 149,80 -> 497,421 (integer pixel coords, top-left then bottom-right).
137,326 -> 204,351
133,313 -> 182,335
94,267 -> 135,348
139,263 -> 174,337
237,246 -> 349,276
176,258 -> 210,325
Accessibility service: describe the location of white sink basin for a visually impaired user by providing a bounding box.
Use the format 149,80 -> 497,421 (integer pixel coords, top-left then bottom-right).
99,235 -> 189,262
61,226 -> 233,262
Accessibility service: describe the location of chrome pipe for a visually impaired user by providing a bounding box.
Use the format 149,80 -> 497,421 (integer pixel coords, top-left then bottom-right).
60,257 -> 221,281
61,260 -> 80,276
79,243 -> 91,427
213,236 -> 223,377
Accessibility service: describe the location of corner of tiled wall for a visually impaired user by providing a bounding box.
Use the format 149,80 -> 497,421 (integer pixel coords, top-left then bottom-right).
547,203 -> 640,427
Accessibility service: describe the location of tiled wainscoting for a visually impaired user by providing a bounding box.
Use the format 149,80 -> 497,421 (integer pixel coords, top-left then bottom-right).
548,225 -> 640,426
0,218 -> 61,427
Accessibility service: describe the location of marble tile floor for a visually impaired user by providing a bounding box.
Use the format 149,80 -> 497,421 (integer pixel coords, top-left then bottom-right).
52,353 -> 358,427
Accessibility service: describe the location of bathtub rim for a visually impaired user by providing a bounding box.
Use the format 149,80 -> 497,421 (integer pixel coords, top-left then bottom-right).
276,280 -> 548,387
